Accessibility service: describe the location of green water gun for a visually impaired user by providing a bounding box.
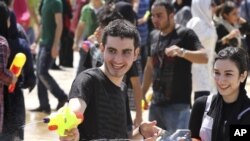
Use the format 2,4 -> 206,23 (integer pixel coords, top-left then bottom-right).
43,104 -> 84,136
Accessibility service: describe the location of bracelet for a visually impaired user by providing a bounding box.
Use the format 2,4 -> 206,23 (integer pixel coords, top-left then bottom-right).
139,125 -> 146,139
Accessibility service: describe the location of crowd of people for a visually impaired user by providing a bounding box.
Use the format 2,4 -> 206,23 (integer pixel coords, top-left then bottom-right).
1,0 -> 250,140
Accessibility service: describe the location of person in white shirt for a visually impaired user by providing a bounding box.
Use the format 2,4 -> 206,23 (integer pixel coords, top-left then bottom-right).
187,0 -> 218,101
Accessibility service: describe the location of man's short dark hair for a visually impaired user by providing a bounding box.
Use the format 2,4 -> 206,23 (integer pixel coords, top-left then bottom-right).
153,0 -> 175,15
102,19 -> 140,48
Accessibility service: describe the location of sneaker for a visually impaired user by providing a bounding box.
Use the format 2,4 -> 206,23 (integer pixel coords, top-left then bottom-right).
56,98 -> 68,110
30,107 -> 51,114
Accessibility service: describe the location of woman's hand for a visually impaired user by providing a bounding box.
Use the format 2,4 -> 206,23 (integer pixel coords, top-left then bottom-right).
228,29 -> 241,39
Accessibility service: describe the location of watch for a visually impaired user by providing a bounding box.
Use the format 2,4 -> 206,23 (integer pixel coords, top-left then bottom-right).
179,48 -> 186,57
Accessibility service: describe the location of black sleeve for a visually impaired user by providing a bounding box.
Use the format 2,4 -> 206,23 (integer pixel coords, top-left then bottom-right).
148,30 -> 159,57
184,28 -> 203,51
125,62 -> 139,87
215,24 -> 230,53
69,72 -> 93,104
189,96 -> 207,139
127,62 -> 139,78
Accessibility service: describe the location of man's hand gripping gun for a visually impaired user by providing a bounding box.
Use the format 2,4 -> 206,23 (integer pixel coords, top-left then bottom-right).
43,104 -> 84,136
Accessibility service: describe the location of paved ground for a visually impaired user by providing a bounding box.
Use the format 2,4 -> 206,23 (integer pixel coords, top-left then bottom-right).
22,52 -> 250,141
23,52 -> 77,141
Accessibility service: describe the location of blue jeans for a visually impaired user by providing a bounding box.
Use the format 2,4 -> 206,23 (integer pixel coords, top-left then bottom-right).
149,103 -> 190,134
36,46 -> 67,109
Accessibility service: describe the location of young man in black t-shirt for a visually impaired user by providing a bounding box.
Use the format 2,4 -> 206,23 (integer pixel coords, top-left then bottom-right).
59,19 -> 162,140
141,1 -> 208,134
87,5 -> 143,127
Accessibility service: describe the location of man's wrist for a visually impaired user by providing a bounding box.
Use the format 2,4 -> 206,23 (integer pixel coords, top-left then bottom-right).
139,124 -> 146,139
178,48 -> 186,58
222,36 -> 229,44
135,113 -> 142,119
73,39 -> 79,44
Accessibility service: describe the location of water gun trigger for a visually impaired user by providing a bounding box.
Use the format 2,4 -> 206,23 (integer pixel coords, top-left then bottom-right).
43,103 -> 84,136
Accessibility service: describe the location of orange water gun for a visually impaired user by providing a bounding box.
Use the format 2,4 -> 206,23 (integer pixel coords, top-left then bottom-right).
8,53 -> 26,93
43,104 -> 84,136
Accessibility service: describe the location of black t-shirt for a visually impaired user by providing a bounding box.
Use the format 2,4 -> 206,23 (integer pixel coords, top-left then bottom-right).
69,68 -> 132,140
149,26 -> 203,105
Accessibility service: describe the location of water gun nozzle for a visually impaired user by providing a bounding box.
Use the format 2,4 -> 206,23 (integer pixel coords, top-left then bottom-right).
43,118 -> 50,123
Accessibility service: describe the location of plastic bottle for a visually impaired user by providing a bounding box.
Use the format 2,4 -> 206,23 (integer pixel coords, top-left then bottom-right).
82,40 -> 103,63
157,129 -> 192,141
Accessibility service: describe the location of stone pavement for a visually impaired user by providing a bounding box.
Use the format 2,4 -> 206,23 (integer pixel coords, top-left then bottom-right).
23,52 -> 79,140
22,52 -> 250,141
